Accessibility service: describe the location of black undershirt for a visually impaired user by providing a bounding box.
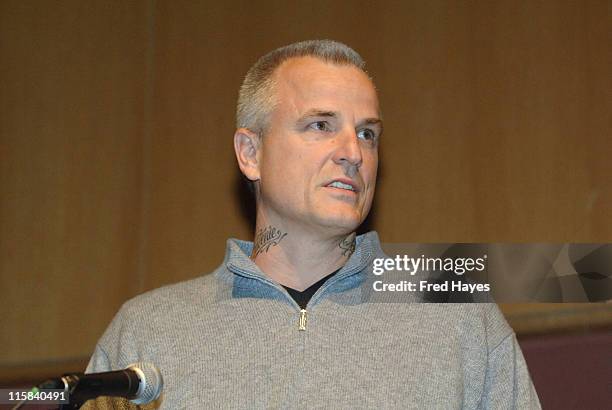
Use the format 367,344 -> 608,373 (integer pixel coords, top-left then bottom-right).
282,269 -> 340,309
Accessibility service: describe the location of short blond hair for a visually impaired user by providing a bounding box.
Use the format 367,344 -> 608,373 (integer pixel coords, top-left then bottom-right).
236,40 -> 367,134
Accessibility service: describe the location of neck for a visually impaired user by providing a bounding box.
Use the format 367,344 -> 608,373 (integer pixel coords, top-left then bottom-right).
250,220 -> 356,292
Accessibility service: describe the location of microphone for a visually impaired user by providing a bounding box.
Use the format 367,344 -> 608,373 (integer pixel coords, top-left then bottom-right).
42,362 -> 163,406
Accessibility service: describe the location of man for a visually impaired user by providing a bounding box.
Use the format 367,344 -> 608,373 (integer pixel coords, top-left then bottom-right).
85,40 -> 540,409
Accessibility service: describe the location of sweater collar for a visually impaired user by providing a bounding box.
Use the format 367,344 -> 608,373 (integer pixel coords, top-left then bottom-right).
220,231 -> 383,286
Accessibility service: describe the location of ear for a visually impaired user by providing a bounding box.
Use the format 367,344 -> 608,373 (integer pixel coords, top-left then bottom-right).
234,128 -> 261,181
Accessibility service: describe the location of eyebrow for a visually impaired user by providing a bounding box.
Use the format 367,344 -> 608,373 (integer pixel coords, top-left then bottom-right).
298,109 -> 338,121
298,109 -> 383,129
358,118 -> 383,129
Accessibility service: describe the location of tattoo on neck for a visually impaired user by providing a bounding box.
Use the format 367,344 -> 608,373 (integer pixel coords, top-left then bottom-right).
252,226 -> 288,257
339,234 -> 356,256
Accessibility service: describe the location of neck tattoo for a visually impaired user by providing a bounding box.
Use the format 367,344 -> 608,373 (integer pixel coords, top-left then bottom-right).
252,225 -> 288,257
339,233 -> 356,256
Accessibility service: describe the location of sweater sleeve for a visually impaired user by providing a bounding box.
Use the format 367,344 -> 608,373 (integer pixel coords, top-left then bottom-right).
81,346 -> 153,410
81,304 -> 159,410
85,344 -> 112,373
479,329 -> 541,409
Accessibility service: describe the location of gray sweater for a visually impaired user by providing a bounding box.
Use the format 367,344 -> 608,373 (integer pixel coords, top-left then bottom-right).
85,232 -> 540,409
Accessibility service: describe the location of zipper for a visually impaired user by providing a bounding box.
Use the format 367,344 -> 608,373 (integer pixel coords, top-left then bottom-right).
298,309 -> 307,331
229,260 -> 369,331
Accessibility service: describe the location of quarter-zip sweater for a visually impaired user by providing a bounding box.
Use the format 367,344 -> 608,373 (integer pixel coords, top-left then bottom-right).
85,232 -> 540,409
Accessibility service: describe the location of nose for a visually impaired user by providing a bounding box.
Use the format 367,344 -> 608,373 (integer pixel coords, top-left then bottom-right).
332,128 -> 363,174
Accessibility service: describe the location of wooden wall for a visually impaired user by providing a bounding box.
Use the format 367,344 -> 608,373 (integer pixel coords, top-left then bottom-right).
1,0 -> 610,383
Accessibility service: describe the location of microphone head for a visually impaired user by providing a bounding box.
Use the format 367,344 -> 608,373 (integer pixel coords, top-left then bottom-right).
128,362 -> 163,405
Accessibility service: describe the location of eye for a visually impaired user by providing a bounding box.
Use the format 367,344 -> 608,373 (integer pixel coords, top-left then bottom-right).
357,128 -> 377,142
308,121 -> 332,132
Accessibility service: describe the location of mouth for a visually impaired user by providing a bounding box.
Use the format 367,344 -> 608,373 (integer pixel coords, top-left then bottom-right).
325,179 -> 359,193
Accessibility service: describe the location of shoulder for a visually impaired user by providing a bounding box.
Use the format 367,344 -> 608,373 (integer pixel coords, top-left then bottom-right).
452,303 -> 514,352
95,268 -> 227,358
121,272 -> 219,314
111,266 -> 235,331
393,303 -> 513,353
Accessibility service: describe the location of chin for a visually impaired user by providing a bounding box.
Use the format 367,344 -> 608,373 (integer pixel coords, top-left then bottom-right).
312,210 -> 362,233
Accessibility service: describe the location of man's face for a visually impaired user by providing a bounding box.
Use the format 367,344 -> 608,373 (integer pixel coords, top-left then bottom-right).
255,56 -> 381,235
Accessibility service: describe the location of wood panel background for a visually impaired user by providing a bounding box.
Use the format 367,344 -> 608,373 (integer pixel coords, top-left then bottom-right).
1,0 -> 610,384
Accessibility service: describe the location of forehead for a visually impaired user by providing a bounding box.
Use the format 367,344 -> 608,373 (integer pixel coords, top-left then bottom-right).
271,56 -> 380,118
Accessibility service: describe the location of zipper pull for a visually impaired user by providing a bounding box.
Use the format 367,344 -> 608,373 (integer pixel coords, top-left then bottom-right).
298,309 -> 307,331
